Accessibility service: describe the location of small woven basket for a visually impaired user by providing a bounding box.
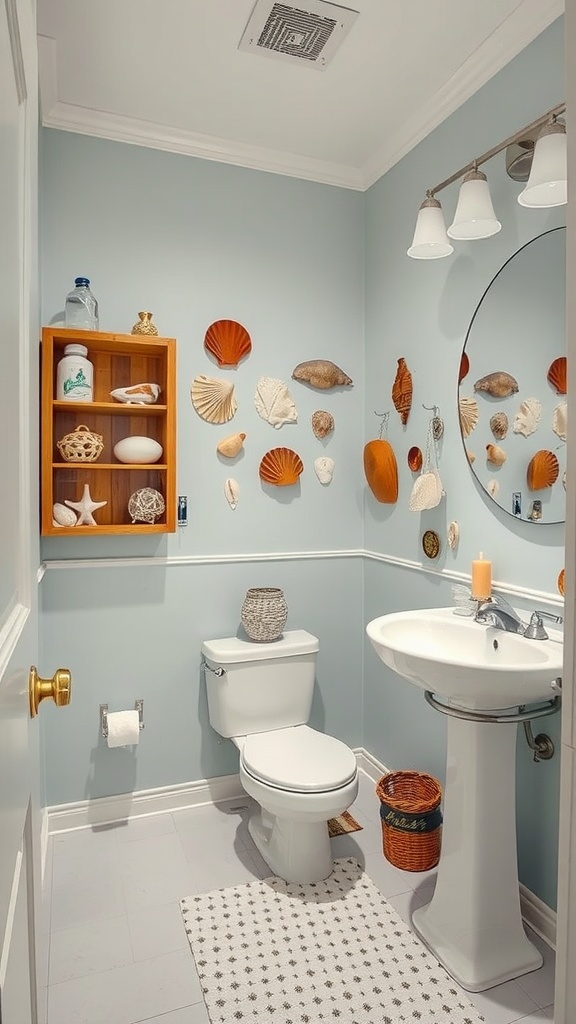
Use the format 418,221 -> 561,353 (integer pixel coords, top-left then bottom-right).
57,424 -> 104,463
240,587 -> 288,642
376,770 -> 442,872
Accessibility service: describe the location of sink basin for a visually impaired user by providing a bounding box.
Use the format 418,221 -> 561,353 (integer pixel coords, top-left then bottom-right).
366,606 -> 563,710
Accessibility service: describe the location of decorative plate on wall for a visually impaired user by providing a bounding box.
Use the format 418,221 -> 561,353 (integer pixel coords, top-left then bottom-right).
422,529 -> 441,560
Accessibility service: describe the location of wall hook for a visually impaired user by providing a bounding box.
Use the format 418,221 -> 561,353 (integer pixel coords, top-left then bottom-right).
374,410 -> 390,439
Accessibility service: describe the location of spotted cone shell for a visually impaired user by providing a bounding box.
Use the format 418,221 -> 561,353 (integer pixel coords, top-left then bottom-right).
391,357 -> 413,425
292,360 -> 353,390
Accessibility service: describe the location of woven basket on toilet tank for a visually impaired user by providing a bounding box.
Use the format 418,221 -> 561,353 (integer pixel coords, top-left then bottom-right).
376,771 -> 442,872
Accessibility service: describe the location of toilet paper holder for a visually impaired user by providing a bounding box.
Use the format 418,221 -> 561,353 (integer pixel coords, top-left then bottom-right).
100,700 -> 144,740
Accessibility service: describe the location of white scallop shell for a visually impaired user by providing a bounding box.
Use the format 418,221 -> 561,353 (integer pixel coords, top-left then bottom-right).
459,397 -> 478,438
191,375 -> 237,424
513,397 -> 541,438
314,456 -> 334,485
447,521 -> 459,550
408,469 -> 443,512
487,479 -> 500,498
224,478 -> 239,510
52,502 -> 77,527
553,401 -> 567,441
254,376 -> 298,428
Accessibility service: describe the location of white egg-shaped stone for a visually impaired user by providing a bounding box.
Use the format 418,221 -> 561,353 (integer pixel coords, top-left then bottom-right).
53,503 -> 77,527
114,436 -> 163,465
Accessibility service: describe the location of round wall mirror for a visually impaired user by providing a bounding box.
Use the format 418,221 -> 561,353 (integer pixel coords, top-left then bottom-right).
459,226 -> 566,524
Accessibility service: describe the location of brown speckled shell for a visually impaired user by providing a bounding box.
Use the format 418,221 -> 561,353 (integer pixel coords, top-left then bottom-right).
311,410 -> 334,439
490,412 -> 508,439
204,319 -> 251,367
259,447 -> 303,487
292,360 -> 352,390
391,357 -> 413,425
547,356 -> 567,395
363,439 -> 398,503
474,371 -> 519,398
527,449 -> 559,491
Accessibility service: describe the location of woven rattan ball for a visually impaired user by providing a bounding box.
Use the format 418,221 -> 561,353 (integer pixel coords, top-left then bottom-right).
57,424 -> 104,462
128,487 -> 165,524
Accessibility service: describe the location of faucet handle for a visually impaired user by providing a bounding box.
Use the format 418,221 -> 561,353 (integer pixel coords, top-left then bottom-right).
524,610 -> 563,640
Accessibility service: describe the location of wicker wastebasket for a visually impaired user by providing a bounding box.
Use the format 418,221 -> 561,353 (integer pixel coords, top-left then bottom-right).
376,770 -> 442,872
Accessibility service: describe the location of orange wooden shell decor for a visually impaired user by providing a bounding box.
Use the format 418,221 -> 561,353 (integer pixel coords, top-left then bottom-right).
558,568 -> 565,596
259,447 -> 303,487
459,352 -> 470,384
547,356 -> 567,395
391,358 -> 413,425
407,446 -> 423,472
527,449 -> 559,491
363,439 -> 398,504
204,319 -> 252,367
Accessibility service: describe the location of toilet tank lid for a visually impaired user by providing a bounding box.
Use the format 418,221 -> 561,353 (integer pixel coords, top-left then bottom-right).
202,629 -> 319,664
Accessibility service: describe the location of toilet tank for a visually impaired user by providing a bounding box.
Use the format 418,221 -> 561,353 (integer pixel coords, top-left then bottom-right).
201,629 -> 319,738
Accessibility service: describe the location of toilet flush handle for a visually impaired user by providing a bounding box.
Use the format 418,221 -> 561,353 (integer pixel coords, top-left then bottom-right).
203,661 -> 225,678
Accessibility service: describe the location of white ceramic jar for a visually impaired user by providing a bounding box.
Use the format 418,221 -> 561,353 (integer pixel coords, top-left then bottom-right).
56,344 -> 93,402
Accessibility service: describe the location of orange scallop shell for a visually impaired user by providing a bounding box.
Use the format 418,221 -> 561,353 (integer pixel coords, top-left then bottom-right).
558,568 -> 565,596
204,319 -> 252,367
391,357 -> 412,425
407,446 -> 423,472
547,356 -> 567,395
527,449 -> 559,491
459,352 -> 470,384
259,447 -> 303,487
363,439 -> 398,503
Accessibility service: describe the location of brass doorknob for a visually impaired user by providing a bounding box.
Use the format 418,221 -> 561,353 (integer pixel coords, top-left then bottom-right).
29,666 -> 72,718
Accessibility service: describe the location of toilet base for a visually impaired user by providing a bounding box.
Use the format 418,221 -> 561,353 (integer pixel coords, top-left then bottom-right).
248,808 -> 334,883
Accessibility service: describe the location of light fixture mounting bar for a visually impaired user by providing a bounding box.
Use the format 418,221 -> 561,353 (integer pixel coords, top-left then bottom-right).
429,102 -> 566,197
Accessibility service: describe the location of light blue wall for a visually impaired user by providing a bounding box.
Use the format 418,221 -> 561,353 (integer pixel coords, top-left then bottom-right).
363,17 -> 565,909
40,18 -> 565,909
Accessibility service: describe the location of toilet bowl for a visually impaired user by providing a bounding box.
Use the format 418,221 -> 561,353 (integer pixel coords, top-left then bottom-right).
202,629 -> 359,883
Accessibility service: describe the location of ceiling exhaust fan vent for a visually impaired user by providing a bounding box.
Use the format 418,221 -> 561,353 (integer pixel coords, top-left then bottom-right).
238,0 -> 359,70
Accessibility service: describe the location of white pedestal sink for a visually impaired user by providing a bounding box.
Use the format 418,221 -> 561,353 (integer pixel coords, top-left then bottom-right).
367,607 -> 563,991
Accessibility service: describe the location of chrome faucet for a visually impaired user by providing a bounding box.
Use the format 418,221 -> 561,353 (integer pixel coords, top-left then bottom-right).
475,595 -> 563,640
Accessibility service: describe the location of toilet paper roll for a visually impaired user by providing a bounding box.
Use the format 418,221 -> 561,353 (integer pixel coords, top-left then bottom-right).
106,710 -> 140,748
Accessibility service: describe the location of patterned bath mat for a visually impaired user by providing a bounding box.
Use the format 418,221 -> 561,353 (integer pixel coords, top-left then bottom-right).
180,857 -> 485,1024
327,811 -> 362,837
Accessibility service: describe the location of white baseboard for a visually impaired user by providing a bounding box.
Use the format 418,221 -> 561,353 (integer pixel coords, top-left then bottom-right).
45,749 -> 557,949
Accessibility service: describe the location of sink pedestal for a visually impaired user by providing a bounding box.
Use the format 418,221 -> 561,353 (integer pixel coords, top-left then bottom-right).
411,716 -> 542,991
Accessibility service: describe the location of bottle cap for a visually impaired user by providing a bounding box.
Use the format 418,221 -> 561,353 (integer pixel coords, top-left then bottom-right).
74,277 -> 90,287
63,344 -> 88,356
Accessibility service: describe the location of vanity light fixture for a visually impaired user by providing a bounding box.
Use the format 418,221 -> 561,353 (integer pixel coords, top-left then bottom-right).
408,102 -> 566,260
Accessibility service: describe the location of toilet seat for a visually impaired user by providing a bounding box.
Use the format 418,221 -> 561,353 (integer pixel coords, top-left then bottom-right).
240,725 -> 357,794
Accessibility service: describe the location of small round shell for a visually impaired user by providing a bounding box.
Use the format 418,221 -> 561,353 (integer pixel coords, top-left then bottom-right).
527,450 -> 559,491
490,412 -> 508,439
547,356 -> 567,395
487,479 -> 500,498
311,410 -> 334,439
459,397 -> 478,438
486,444 -> 507,466
204,320 -> 251,367
259,447 -> 303,486
191,375 -> 237,423
217,432 -> 246,458
466,450 -> 476,464
407,446 -> 423,472
314,456 -> 334,484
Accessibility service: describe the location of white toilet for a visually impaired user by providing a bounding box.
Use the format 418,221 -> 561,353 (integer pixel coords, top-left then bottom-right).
201,629 -> 359,883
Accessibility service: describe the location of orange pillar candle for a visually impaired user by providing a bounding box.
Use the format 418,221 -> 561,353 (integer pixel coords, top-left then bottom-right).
471,551 -> 492,600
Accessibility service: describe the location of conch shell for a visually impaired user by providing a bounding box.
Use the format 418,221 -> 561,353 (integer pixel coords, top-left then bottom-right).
474,371 -> 519,398
292,360 -> 353,390
486,444 -> 507,466
216,432 -> 246,458
363,439 -> 398,503
391,357 -> 413,425
254,377 -> 298,428
513,398 -> 541,438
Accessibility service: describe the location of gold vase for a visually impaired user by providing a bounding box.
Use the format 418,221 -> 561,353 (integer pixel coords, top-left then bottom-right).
131,311 -> 159,336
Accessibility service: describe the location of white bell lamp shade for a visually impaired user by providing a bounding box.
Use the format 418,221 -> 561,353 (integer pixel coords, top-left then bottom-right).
518,120 -> 567,207
447,169 -> 501,239
407,196 -> 454,259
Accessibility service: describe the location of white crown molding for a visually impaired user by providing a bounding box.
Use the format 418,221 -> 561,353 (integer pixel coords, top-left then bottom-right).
38,2 -> 563,191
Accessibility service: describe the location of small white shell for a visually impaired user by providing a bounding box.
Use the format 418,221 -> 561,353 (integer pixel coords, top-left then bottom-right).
191,375 -> 237,424
224,478 -> 239,510
110,383 -> 161,404
254,376 -> 298,428
447,521 -> 459,550
314,456 -> 335,485
487,479 -> 500,498
553,401 -> 567,441
459,397 -> 479,438
52,502 -> 77,527
513,397 -> 541,438
486,444 -> 507,466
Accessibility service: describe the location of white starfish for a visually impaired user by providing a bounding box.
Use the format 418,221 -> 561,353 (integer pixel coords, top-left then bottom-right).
65,483 -> 107,525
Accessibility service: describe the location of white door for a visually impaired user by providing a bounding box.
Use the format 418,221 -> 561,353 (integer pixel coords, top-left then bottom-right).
0,1 -> 45,1021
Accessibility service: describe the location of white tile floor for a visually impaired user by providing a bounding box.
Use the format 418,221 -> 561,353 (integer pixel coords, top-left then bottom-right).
44,771 -> 556,1024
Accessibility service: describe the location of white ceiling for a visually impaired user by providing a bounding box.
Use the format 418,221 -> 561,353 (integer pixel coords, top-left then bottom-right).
37,0 -> 563,190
